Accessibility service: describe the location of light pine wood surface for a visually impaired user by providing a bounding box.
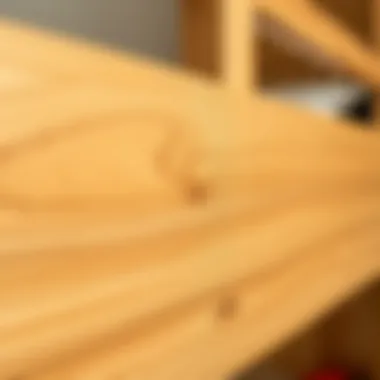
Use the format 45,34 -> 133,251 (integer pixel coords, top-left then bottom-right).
1,12 -> 380,380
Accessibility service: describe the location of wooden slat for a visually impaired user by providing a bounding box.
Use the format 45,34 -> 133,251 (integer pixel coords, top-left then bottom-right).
1,19 -> 380,380
180,0 -> 255,88
28,226 -> 380,380
2,85 -> 380,376
2,193 -> 380,378
221,0 -> 254,90
257,0 -> 380,87
1,18 -> 380,211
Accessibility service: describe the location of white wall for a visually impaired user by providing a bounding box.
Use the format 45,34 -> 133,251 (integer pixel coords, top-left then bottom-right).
0,0 -> 179,62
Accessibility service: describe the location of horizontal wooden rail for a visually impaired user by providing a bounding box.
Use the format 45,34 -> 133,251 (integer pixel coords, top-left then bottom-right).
257,0 -> 380,88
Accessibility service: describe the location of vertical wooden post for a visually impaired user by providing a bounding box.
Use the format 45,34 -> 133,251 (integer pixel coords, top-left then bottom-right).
180,0 -> 256,90
220,0 -> 255,91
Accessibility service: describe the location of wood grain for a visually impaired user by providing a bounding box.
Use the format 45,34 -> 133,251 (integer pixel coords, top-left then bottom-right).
1,16 -> 380,380
26,225 -> 380,380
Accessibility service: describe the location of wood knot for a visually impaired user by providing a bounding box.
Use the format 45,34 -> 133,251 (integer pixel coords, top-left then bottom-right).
188,183 -> 209,203
217,296 -> 238,321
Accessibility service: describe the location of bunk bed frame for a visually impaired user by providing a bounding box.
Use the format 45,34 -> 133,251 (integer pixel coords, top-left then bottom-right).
2,1 -> 380,379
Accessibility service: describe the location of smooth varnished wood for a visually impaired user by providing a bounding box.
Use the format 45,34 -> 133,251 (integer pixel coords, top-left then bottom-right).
221,0 -> 254,90
30,227 -> 380,380
1,11 -> 380,380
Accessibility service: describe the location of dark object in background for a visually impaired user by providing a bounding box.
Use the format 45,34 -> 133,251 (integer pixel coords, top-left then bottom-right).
342,92 -> 373,123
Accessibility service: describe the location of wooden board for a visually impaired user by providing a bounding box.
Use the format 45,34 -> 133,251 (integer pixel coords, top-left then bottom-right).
1,17 -> 380,380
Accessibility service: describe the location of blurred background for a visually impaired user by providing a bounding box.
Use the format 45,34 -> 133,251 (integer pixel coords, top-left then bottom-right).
0,0 -> 373,118
0,0 -> 371,82
0,0 -> 179,62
